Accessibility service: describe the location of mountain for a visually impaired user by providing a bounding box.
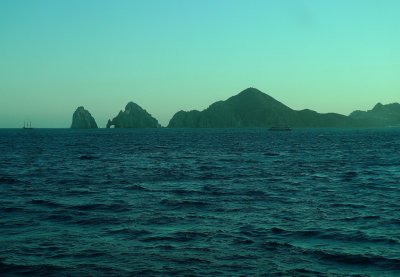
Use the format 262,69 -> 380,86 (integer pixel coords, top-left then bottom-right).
349,103 -> 400,127
106,102 -> 160,128
168,88 -> 353,128
71,106 -> 98,129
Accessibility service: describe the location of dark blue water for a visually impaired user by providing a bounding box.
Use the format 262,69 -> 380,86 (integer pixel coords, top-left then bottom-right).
0,128 -> 399,276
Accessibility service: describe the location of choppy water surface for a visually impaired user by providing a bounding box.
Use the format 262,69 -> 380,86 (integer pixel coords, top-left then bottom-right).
0,128 -> 399,276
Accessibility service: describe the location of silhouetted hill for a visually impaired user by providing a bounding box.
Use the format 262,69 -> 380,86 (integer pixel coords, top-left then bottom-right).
71,107 -> 98,129
168,88 -> 353,128
350,103 -> 400,127
107,102 -> 160,128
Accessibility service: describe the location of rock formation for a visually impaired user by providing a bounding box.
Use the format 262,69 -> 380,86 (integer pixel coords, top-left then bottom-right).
71,106 -> 98,129
350,103 -> 400,127
106,102 -> 160,128
168,88 -> 353,128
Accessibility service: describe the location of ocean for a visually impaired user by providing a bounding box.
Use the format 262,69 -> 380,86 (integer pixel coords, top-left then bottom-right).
0,128 -> 399,276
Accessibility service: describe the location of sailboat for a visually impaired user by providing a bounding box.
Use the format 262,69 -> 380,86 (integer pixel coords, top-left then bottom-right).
23,121 -> 33,129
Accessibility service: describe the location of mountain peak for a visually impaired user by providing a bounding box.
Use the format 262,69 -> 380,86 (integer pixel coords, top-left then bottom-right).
169,88 -> 298,127
226,87 -> 290,112
125,101 -> 142,112
233,87 -> 278,102
373,102 -> 383,110
237,87 -> 264,96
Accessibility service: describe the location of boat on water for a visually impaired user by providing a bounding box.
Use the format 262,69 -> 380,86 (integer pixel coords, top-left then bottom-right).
23,121 -> 33,129
269,126 -> 291,131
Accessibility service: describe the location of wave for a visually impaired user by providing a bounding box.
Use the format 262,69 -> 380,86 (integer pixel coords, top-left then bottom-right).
124,184 -> 150,191
264,152 -> 280,157
232,236 -> 256,245
260,240 -> 400,270
0,175 -> 18,185
201,184 -> 229,196
108,228 -> 151,237
0,258 -> 131,276
317,251 -> 400,269
169,188 -> 199,195
242,189 -> 267,197
172,230 -> 211,241
0,206 -> 26,213
29,199 -> 65,208
140,230 -> 213,244
45,213 -> 74,222
164,256 -> 212,265
79,154 -> 98,160
269,227 -> 399,245
0,258 -> 66,276
342,171 -> 358,181
144,215 -> 183,225
386,218 -> 400,225
67,202 -> 131,212
330,203 -> 367,209
159,199 -> 209,209
72,216 -> 124,225
341,215 -> 381,221
281,268 -> 332,277
198,173 -> 226,180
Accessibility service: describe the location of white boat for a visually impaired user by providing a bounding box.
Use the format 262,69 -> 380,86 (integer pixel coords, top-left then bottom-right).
23,121 -> 33,129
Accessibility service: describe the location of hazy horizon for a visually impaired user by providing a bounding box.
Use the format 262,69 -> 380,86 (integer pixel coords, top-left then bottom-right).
1,0 -> 399,128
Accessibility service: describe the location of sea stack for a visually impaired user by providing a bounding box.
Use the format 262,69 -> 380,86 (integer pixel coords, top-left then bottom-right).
71,106 -> 98,129
106,102 -> 160,128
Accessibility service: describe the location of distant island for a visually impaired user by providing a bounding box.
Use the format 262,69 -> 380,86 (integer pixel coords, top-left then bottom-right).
71,88 -> 400,129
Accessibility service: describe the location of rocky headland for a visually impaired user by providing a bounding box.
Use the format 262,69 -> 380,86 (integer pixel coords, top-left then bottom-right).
168,88 -> 355,128
350,103 -> 400,127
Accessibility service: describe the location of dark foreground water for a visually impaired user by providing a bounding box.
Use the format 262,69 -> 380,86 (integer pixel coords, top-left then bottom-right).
0,128 -> 399,276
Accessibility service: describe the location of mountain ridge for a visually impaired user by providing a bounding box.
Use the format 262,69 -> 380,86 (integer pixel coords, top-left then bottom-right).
168,88 -> 358,128
349,102 -> 400,127
70,88 -> 400,128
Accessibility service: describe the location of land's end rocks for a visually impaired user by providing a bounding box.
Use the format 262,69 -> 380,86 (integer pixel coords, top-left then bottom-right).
106,102 -> 160,128
168,87 -> 352,128
71,106 -> 98,129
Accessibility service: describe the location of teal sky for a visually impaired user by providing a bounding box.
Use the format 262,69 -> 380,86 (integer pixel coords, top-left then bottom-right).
1,0 -> 399,127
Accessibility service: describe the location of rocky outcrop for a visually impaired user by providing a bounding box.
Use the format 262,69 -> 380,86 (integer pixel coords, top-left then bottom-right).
106,102 -> 160,128
168,88 -> 353,128
349,103 -> 400,127
71,106 -> 98,129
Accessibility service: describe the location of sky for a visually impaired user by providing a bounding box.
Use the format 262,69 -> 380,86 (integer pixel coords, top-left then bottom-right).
1,0 -> 399,128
